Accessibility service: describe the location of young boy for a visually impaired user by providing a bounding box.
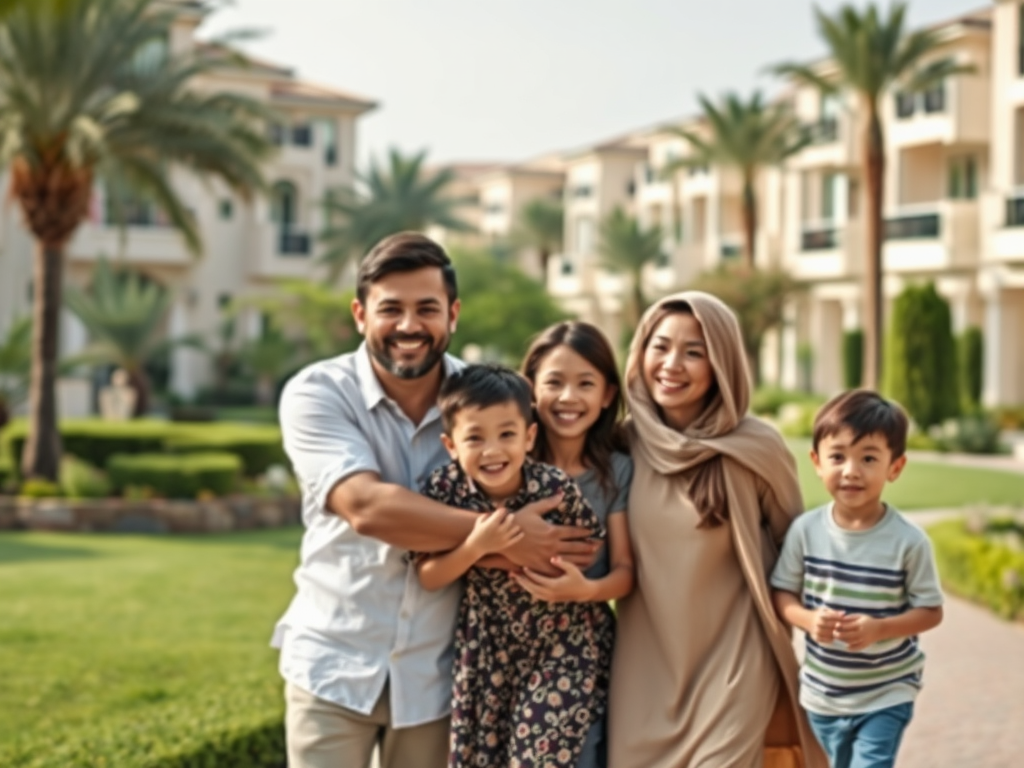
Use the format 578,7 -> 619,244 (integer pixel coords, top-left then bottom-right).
415,363 -> 613,768
771,390 -> 944,768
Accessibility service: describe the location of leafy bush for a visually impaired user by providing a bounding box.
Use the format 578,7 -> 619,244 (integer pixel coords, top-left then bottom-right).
884,282 -> 960,429
777,402 -> 819,438
106,452 -> 242,498
165,425 -> 286,477
959,326 -> 984,409
842,329 -> 863,389
933,414 -> 1006,455
18,478 -> 63,498
59,456 -> 112,500
991,405 -> 1024,432
929,516 -> 1024,620
0,457 -> 12,493
751,387 -> 824,417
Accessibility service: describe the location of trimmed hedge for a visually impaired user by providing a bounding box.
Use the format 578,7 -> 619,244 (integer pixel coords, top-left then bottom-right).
2,419 -> 284,479
959,326 -> 984,409
929,517 -> 1024,621
842,329 -> 863,389
107,452 -> 243,498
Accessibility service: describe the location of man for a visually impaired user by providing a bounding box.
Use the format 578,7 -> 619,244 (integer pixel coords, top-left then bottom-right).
273,232 -> 599,768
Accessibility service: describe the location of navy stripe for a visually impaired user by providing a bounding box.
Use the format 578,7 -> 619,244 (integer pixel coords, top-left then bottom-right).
805,556 -> 903,578
806,637 -> 917,662
806,643 -> 919,671
804,596 -> 908,618
804,563 -> 905,589
804,671 -> 922,697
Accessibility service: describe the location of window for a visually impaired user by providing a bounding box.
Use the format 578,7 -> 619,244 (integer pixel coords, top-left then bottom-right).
923,84 -> 946,113
317,120 -> 338,165
948,156 -> 978,199
575,216 -> 594,254
219,199 -> 233,220
291,124 -> 313,147
217,293 -> 233,310
895,92 -> 916,119
572,184 -> 593,198
270,181 -> 298,226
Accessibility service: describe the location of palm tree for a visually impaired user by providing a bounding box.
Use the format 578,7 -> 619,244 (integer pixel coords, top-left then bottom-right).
772,2 -> 972,390
598,207 -> 664,330
512,198 -> 564,278
0,0 -> 272,479
0,317 -> 31,430
64,259 -> 198,417
237,327 -> 303,407
664,91 -> 806,271
321,148 -> 473,278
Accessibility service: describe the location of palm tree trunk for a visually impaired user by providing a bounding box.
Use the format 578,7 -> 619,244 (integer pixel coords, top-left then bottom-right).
741,172 -> 757,270
126,367 -> 150,418
21,243 -> 64,480
539,248 -> 550,282
862,102 -> 885,391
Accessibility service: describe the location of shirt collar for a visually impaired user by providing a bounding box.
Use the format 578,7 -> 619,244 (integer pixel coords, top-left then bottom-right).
354,342 -> 463,414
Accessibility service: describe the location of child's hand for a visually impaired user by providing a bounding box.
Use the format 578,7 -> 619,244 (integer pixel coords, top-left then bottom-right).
810,607 -> 846,645
466,509 -> 523,556
511,556 -> 595,602
834,614 -> 883,651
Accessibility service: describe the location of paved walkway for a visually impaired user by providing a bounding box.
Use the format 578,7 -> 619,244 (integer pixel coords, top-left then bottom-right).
906,448 -> 1024,475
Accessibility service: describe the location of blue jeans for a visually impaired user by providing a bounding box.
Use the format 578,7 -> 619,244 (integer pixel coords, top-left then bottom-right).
807,702 -> 913,768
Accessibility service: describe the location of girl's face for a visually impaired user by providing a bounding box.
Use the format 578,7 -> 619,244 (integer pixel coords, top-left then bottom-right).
533,344 -> 616,445
642,311 -> 714,431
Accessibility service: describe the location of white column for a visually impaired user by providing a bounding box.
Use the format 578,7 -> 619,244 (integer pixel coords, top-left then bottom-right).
169,300 -> 197,399
780,301 -> 799,391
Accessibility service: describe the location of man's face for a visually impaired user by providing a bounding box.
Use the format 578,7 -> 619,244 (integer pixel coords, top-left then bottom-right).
352,267 -> 459,381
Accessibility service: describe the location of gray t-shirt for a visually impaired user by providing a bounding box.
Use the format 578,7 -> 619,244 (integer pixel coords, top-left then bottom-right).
575,452 -> 633,580
770,503 -> 944,716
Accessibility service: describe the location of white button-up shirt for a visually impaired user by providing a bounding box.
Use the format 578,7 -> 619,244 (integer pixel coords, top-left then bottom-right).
271,343 -> 463,728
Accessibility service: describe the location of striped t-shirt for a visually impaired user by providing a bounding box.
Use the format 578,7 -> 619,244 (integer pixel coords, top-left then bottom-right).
770,504 -> 943,716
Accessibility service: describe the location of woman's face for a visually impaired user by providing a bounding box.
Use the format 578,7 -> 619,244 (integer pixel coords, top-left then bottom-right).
641,311 -> 715,431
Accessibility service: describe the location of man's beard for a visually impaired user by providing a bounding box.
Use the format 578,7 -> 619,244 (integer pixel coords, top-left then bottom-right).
367,332 -> 449,380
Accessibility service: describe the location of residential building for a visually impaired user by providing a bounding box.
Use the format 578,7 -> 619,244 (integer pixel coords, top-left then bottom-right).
0,1 -> 376,409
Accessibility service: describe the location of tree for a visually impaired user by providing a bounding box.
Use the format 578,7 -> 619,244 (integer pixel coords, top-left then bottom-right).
959,326 -> 983,411
0,317 -> 31,430
0,0 -> 271,479
450,249 -> 569,364
237,327 -> 304,407
664,91 -> 806,270
773,2 -> 972,390
884,283 -> 959,429
512,198 -> 564,278
321,148 -> 473,278
597,207 -> 664,331
687,265 -> 802,385
64,258 -> 196,417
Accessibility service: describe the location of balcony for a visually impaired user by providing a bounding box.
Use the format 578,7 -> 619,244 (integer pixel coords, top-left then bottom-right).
990,193 -> 1024,263
67,222 -> 191,267
883,202 -> 979,272
801,225 -> 839,251
889,76 -> 990,147
804,118 -> 838,145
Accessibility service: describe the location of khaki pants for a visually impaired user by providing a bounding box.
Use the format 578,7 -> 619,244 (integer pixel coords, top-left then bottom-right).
285,682 -> 449,768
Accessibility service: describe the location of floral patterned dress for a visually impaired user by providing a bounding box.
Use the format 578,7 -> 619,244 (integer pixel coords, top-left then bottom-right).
422,459 -> 615,768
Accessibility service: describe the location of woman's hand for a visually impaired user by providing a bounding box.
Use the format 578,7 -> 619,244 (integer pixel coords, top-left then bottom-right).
512,556 -> 597,602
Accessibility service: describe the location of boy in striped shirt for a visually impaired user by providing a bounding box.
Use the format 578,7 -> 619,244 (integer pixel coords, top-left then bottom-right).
771,390 -> 944,768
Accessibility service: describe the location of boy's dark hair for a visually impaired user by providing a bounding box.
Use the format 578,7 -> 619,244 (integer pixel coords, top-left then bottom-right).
356,232 -> 458,304
439,364 -> 534,435
812,389 -> 910,459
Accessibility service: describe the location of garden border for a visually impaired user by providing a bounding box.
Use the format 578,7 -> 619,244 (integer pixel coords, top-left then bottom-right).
0,495 -> 300,533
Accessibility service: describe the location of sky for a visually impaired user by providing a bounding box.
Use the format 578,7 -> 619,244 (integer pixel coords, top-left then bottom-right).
200,0 -> 983,166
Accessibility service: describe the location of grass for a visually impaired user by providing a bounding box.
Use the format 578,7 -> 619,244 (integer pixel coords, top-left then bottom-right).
0,528 -> 302,767
789,439 -> 1024,510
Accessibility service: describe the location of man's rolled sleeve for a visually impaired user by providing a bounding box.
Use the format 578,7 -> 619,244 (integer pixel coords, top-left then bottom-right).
279,370 -> 380,515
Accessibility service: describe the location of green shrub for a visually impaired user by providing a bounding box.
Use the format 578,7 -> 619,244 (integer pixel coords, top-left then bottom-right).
59,456 -> 112,500
959,326 -> 984,409
991,405 -> 1024,431
18,478 -> 62,498
751,387 -> 824,417
777,402 -> 819,438
842,329 -> 863,389
929,517 -> 1024,620
0,457 -> 12,493
165,425 -> 286,477
107,452 -> 242,499
884,282 -> 960,429
934,414 -> 1006,455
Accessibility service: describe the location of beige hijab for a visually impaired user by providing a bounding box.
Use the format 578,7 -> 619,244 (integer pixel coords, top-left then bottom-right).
613,290 -> 827,768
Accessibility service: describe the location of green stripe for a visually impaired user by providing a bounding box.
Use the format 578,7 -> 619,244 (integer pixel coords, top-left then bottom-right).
805,654 -> 923,683
804,578 -> 902,604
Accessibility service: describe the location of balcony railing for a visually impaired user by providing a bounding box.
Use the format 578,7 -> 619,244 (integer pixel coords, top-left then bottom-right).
1006,196 -> 1024,227
884,213 -> 940,240
804,117 -> 838,145
279,228 -> 311,256
801,226 -> 839,251
720,243 -> 742,259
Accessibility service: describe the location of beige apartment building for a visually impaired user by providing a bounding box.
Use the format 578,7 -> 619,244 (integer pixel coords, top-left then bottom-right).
0,1 -> 376,408
482,1 -> 1022,407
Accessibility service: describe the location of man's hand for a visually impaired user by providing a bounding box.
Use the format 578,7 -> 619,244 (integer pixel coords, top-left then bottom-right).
810,607 -> 845,645
513,557 -> 595,603
502,494 -> 600,575
464,509 -> 523,556
834,614 -> 882,651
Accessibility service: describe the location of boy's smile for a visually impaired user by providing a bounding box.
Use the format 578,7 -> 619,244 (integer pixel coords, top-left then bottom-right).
812,428 -> 907,529
442,401 -> 537,503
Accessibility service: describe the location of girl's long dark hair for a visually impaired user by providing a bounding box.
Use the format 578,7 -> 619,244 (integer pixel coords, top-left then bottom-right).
521,321 -> 627,499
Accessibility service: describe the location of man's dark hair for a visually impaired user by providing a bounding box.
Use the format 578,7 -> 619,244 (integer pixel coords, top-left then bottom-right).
439,364 -> 534,434
812,389 -> 910,459
356,232 -> 457,304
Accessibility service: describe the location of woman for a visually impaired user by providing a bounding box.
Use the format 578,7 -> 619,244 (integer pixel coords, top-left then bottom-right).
608,292 -> 826,768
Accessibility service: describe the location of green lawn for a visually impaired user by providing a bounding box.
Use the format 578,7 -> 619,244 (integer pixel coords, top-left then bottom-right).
789,440 -> 1024,510
0,528 -> 302,768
